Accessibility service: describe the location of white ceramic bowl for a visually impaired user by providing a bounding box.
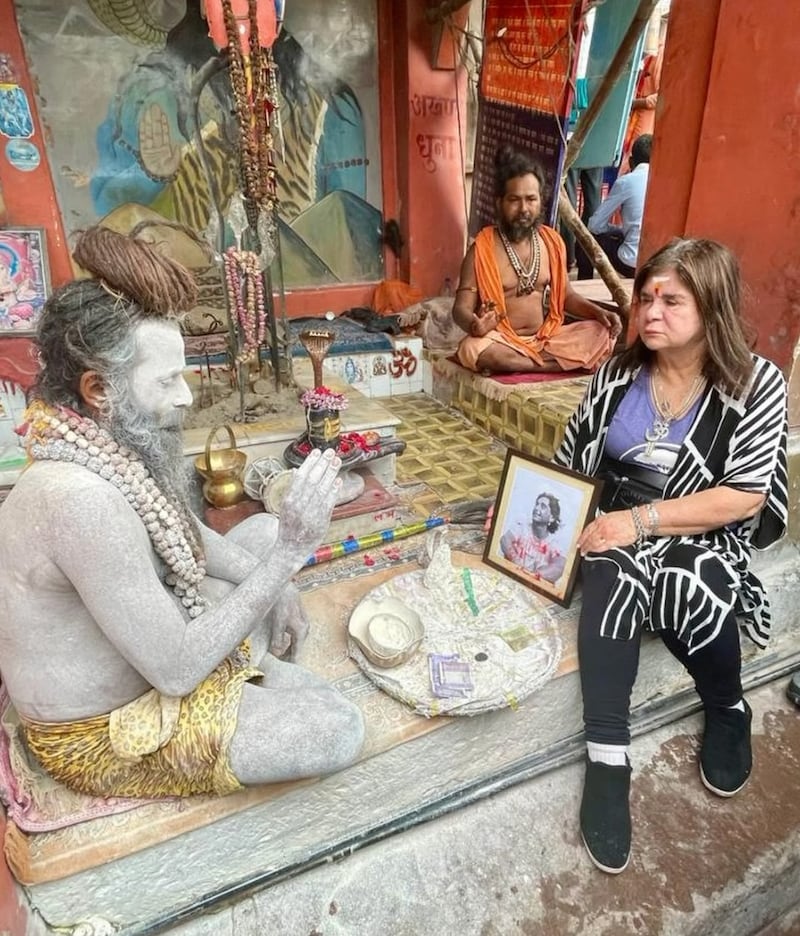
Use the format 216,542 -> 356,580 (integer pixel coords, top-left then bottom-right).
348,597 -> 424,668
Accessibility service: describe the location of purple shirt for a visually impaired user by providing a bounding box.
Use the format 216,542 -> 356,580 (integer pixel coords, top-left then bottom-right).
604,367 -> 704,475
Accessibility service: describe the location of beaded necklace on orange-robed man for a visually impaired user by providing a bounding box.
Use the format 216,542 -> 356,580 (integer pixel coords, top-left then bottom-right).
498,227 -> 542,296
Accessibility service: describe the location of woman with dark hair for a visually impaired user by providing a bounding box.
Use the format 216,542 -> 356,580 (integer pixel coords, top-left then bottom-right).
554,238 -> 788,874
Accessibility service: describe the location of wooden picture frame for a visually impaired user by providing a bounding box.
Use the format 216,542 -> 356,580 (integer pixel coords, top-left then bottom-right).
0,227 -> 50,334
483,448 -> 603,607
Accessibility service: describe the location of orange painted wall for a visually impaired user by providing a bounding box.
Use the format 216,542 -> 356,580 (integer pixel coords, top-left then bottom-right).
394,0 -> 470,296
641,0 -> 800,374
638,0 -> 720,260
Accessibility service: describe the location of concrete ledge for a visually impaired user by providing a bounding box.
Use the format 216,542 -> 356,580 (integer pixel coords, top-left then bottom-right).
20,541 -> 800,931
161,677 -> 800,936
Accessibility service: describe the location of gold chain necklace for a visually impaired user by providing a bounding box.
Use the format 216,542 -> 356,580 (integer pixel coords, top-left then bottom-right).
644,367 -> 706,456
499,228 -> 541,296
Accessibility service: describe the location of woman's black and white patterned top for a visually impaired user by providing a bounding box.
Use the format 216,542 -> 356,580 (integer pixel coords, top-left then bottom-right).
554,354 -> 788,650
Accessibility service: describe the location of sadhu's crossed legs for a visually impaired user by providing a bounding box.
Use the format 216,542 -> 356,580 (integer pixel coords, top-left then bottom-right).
475,342 -> 562,374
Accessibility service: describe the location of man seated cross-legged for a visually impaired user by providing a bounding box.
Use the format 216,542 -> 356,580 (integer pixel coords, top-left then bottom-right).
452,144 -> 623,375
0,226 -> 364,800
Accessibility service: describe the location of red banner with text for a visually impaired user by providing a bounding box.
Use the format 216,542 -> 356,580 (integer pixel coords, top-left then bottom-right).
470,0 -> 585,234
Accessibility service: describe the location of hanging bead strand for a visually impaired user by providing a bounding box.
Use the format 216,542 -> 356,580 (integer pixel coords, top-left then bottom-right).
223,246 -> 267,366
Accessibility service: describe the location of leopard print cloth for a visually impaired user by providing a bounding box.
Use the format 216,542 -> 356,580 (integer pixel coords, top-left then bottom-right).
21,648 -> 262,798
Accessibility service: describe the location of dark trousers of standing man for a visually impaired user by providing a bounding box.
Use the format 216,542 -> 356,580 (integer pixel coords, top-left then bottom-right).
562,167 -> 604,270
590,231 -> 637,280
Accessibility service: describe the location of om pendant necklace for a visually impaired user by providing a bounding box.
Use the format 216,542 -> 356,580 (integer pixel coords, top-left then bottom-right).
499,228 -> 541,296
644,367 -> 706,457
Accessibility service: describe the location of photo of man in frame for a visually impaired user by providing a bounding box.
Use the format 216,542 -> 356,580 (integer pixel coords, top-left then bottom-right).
500,491 -> 567,585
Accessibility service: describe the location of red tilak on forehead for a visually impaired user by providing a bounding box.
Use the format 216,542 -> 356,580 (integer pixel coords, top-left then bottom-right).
652,275 -> 670,297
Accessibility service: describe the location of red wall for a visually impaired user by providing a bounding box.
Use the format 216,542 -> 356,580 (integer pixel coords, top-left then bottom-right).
398,0 -> 470,296
641,0 -> 800,376
0,814 -> 29,936
0,2 -> 72,286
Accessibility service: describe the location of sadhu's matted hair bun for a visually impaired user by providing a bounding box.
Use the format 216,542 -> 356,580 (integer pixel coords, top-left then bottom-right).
71,223 -> 198,317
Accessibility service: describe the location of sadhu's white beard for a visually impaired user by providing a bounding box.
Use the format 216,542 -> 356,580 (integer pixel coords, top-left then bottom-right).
105,393 -> 192,505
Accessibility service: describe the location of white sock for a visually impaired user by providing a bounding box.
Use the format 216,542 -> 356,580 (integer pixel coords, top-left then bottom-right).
727,699 -> 745,713
586,741 -> 629,767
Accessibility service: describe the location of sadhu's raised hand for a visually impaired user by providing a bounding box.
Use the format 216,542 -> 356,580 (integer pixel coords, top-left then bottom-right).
471,301 -> 501,337
276,448 -> 341,567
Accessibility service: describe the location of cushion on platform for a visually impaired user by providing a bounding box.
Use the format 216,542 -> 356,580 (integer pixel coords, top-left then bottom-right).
289,316 -> 393,356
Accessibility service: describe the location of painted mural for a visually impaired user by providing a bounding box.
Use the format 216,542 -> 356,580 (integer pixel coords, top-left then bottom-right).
14,0 -> 384,290
0,377 -> 26,472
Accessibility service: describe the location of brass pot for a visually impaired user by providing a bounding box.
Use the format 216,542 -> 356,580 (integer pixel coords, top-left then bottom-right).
194,424 -> 247,509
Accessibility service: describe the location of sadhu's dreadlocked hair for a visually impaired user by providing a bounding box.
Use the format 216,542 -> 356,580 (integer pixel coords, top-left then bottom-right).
33,224 -> 200,414
72,223 -> 198,316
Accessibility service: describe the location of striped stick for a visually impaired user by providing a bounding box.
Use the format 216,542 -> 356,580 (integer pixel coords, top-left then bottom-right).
304,516 -> 446,567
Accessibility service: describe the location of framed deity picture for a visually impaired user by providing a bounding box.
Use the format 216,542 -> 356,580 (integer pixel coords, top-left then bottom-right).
0,227 -> 50,334
483,449 -> 603,607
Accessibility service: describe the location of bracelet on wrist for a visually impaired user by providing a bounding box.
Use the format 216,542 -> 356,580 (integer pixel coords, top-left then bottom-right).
630,505 -> 647,547
644,502 -> 660,536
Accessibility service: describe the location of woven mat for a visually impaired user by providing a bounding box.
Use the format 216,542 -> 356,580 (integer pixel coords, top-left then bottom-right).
383,395 -> 506,510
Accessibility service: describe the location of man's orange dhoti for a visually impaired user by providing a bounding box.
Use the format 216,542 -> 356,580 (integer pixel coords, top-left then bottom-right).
455,225 -> 612,373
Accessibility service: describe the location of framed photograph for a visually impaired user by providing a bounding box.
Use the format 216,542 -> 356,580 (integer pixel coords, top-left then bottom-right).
483,449 -> 603,607
0,227 -> 50,334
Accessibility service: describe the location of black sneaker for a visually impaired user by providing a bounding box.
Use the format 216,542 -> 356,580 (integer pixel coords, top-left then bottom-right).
579,757 -> 632,874
787,673 -> 800,707
699,700 -> 752,797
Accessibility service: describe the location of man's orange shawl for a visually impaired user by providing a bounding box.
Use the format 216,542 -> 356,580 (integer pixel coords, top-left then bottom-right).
473,224 -> 567,364
470,224 -> 611,371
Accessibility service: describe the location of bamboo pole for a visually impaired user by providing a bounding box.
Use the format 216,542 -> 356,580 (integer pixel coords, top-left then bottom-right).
559,0 -> 659,313
558,190 -> 631,316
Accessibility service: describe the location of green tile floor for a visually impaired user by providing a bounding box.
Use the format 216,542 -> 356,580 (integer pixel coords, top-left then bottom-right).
381,394 -> 507,513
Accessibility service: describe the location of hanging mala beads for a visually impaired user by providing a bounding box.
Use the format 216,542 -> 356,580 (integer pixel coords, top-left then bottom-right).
247,0 -> 271,197
223,246 -> 267,365
221,0 -> 276,218
265,46 -> 284,162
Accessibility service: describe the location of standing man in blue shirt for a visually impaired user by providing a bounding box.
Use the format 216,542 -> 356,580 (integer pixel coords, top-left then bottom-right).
579,134 -> 652,280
